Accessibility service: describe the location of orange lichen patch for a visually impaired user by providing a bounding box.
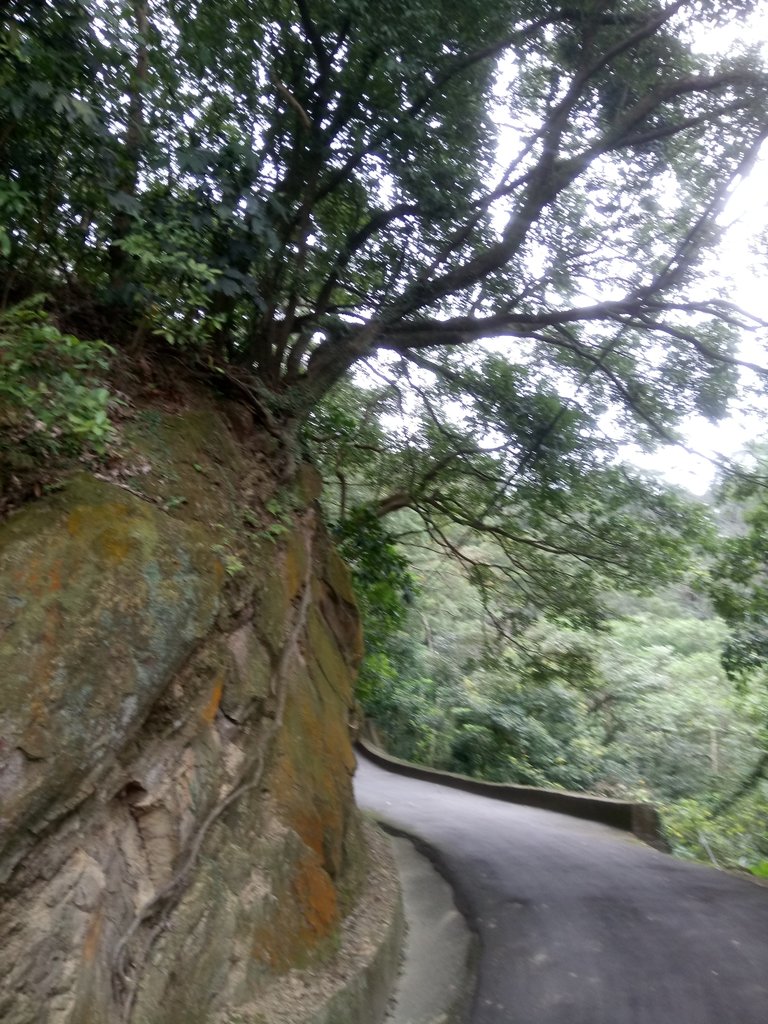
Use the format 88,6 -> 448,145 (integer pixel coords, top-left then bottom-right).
305,605 -> 354,706
26,694 -> 47,723
25,601 -> 61,724
66,504 -> 135,565
270,666 -> 353,882
67,502 -> 123,537
319,585 -> 364,668
95,528 -> 133,564
48,560 -> 63,592
21,691 -> 51,757
289,806 -> 329,862
14,557 -> 64,596
296,463 -> 323,503
201,675 -> 224,725
82,908 -> 102,963
11,555 -> 47,596
214,558 -> 225,585
291,849 -> 338,940
322,546 -> 358,607
12,562 -> 37,588
314,683 -> 357,778
250,925 -> 285,970
249,850 -> 339,972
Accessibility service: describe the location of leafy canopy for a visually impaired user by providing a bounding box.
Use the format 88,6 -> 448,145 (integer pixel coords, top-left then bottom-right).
3,0 -> 767,415
3,0 -> 768,620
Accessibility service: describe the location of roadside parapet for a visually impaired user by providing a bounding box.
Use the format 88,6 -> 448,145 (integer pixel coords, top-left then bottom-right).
357,736 -> 669,851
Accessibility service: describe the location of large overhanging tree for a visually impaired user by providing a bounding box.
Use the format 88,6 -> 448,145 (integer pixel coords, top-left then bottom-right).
3,0 -> 768,615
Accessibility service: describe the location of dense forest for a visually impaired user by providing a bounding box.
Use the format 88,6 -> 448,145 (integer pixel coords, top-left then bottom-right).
314,393 -> 768,873
3,0 -> 768,875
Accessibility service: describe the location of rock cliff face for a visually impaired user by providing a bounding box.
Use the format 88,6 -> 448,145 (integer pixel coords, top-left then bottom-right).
0,394 -> 369,1023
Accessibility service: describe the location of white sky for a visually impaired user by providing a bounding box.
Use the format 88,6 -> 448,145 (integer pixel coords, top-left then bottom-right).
624,13 -> 768,494
482,13 -> 768,496
623,147 -> 768,494
370,10 -> 768,497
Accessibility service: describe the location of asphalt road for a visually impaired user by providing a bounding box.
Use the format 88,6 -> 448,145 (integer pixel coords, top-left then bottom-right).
354,752 -> 768,1024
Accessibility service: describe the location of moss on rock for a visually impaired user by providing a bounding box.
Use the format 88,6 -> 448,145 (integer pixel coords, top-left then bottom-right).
0,396 -> 378,1024
0,475 -> 223,878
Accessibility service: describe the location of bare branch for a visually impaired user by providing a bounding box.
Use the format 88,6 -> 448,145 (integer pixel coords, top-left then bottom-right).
270,72 -> 313,131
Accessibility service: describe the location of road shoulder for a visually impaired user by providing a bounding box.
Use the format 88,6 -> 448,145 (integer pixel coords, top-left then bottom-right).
379,826 -> 477,1024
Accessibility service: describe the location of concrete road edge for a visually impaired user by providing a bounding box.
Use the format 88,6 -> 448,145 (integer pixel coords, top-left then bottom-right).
377,821 -> 480,1024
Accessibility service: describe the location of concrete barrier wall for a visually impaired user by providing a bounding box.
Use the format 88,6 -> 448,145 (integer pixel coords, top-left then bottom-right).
357,737 -> 668,850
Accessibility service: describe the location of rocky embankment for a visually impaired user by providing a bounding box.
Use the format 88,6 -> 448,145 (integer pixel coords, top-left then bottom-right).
0,392 -> 401,1023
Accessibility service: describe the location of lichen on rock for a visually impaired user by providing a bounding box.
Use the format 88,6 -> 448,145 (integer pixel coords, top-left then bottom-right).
0,395 -> 388,1024
0,474 -> 223,878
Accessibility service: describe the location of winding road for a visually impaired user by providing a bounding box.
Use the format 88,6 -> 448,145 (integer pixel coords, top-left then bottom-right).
355,751 -> 768,1024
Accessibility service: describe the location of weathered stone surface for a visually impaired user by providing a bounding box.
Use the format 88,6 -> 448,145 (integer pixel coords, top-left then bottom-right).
0,400 -> 383,1024
0,475 -> 223,878
122,406 -> 246,528
318,552 -> 364,668
322,546 -> 358,609
221,623 -> 272,722
295,461 -> 323,504
243,822 -> 403,1024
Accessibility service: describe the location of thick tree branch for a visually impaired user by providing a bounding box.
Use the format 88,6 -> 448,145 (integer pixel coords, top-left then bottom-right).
313,16 -> 553,207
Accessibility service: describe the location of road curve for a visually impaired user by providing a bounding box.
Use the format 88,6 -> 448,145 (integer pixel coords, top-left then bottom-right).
354,751 -> 768,1024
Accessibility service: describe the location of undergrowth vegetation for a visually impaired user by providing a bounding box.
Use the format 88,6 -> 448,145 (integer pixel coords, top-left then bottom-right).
0,296 -> 113,508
